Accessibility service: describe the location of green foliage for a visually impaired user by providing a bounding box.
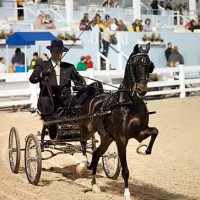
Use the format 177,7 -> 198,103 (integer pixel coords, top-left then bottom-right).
57,32 -> 80,42
142,32 -> 164,42
0,31 -> 6,39
0,30 -> 14,39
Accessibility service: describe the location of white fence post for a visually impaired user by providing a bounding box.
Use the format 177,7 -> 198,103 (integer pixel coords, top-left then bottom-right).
179,64 -> 186,98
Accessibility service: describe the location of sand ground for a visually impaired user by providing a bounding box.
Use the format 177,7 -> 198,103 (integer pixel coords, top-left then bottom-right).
0,97 -> 200,200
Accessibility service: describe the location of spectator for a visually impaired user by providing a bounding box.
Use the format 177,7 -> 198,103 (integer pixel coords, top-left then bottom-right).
101,21 -> 114,57
0,57 -> 6,73
99,18 -> 106,32
17,0 -> 24,20
132,19 -> 143,32
79,13 -> 91,31
11,48 -> 25,67
174,2 -> 183,15
91,16 -> 100,32
165,1 -> 172,10
110,18 -> 119,31
30,52 -> 42,70
165,42 -> 173,63
43,14 -> 56,29
102,0 -> 116,7
151,0 -> 159,15
143,18 -> 152,32
85,55 -> 93,69
117,19 -> 128,31
42,53 -> 49,61
185,19 -> 196,32
104,14 -> 110,21
76,56 -> 87,71
173,2 -> 184,25
33,14 -> 46,29
167,46 -> 184,67
159,1 -> 165,9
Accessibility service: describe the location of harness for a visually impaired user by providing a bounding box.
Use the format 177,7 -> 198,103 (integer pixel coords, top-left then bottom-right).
98,52 -> 151,140
100,90 -> 143,140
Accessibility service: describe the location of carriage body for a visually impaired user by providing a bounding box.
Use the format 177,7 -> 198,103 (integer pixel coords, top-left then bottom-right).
8,105 -> 120,185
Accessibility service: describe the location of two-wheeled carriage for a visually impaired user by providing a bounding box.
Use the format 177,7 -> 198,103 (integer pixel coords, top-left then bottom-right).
8,106 -> 121,185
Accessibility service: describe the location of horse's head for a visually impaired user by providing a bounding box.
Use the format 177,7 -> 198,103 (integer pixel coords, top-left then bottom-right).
127,43 -> 154,98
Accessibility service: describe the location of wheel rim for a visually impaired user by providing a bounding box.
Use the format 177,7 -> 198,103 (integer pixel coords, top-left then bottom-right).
25,135 -> 41,184
9,127 -> 20,173
102,142 -> 120,179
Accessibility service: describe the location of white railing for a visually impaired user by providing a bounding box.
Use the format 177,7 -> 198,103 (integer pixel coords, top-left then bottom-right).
0,72 -> 38,108
147,65 -> 200,98
0,65 -> 200,108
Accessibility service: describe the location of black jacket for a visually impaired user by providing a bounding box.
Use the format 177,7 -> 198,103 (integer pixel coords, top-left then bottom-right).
29,59 -> 86,106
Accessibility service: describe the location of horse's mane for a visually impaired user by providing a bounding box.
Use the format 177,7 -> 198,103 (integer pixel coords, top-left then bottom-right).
80,81 -> 104,104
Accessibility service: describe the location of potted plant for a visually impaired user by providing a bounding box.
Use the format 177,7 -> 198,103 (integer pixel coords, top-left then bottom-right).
0,30 -> 14,44
57,32 -> 81,45
141,32 -> 164,43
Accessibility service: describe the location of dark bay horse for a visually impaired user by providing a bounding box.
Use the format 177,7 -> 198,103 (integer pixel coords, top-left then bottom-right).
77,43 -> 158,199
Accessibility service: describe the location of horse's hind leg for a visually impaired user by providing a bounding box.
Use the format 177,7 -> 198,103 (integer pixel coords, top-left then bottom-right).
145,127 -> 158,155
91,136 -> 112,193
76,141 -> 88,176
76,126 -> 94,176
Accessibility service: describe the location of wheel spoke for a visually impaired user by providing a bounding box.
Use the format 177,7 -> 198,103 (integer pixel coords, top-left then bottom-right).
102,142 -> 121,180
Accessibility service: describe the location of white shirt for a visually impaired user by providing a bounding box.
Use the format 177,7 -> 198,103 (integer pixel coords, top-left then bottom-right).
51,60 -> 60,85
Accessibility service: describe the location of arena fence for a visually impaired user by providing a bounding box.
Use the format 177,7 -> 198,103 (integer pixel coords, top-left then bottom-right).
0,65 -> 200,108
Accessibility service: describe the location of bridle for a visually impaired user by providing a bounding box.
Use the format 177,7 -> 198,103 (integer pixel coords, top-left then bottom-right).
125,52 -> 151,98
128,52 -> 151,85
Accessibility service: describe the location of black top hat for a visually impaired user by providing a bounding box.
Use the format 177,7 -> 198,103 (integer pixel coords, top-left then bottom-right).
46,40 -> 69,52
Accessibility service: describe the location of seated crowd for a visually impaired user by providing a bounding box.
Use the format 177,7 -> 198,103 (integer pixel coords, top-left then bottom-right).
33,14 -> 56,30
79,12 -> 154,33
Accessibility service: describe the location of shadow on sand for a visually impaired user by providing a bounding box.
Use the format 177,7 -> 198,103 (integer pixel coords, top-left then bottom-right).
39,164 -> 197,200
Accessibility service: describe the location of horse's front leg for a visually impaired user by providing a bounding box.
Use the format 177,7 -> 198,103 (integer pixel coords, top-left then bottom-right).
136,127 -> 158,155
146,127 -> 158,154
117,141 -> 130,199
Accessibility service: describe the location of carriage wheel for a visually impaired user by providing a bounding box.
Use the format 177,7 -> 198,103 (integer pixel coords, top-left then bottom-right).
8,127 -> 21,174
102,141 -> 121,180
25,134 -> 42,185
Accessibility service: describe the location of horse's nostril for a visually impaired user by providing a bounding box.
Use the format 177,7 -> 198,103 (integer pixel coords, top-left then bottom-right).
136,87 -> 147,97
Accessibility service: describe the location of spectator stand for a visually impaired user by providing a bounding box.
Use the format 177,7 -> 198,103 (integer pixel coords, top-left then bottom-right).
5,31 -> 57,72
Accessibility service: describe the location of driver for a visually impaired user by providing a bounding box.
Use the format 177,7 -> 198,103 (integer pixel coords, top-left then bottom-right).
29,39 -> 86,121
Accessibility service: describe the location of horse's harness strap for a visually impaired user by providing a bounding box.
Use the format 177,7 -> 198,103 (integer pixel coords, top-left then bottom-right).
40,77 -> 54,112
100,91 -> 136,141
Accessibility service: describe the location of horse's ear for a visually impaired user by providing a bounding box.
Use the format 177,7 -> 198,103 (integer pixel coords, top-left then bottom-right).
146,43 -> 150,53
133,44 -> 139,54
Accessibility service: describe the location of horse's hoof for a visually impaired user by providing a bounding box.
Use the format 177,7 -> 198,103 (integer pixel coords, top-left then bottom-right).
124,188 -> 131,199
76,162 -> 87,176
124,196 -> 131,200
136,144 -> 147,155
92,184 -> 101,193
